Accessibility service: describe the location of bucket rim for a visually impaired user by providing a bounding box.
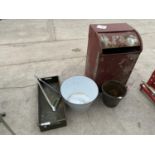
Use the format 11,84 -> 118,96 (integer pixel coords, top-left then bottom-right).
101,80 -> 127,99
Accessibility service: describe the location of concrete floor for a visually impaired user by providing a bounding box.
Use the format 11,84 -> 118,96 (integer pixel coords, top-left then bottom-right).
0,19 -> 155,135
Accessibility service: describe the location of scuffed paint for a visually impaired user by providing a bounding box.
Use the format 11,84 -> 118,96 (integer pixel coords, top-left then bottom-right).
126,35 -> 139,46
93,52 -> 100,79
100,34 -> 139,48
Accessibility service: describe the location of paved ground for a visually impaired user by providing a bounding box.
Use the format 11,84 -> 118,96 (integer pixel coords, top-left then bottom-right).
0,19 -> 155,135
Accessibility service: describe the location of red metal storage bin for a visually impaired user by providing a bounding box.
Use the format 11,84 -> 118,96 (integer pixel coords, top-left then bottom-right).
85,23 -> 143,87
